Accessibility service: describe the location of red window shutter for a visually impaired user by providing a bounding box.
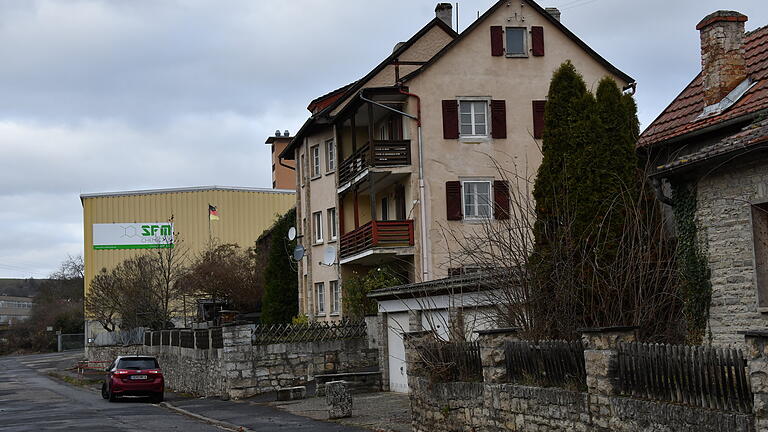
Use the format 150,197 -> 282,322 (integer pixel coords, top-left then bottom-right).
491,100 -> 507,139
493,180 -> 510,220
446,181 -> 462,220
490,26 -> 503,56
531,26 -> 545,56
532,100 -> 546,139
442,100 -> 459,139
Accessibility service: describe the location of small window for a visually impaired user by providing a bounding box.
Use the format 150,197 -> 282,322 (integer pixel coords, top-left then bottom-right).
330,280 -> 340,315
463,180 -> 492,219
315,282 -> 326,316
313,211 -> 323,243
327,208 -> 337,240
381,197 -> 389,221
752,203 -> 768,310
310,145 -> 321,177
506,27 -> 527,56
325,139 -> 335,172
459,101 -> 488,137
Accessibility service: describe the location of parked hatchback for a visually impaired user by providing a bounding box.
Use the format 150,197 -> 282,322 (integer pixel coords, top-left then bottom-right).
101,355 -> 164,403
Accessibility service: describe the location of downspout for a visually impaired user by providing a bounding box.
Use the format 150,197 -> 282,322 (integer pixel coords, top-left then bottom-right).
650,177 -> 674,206
359,90 -> 430,281
279,156 -> 295,171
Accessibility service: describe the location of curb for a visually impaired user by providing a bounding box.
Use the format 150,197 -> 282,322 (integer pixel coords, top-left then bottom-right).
159,401 -> 255,432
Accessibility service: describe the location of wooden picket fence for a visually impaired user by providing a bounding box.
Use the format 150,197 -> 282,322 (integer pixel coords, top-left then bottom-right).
418,340 -> 483,382
504,340 -> 587,389
251,320 -> 367,345
617,342 -> 753,413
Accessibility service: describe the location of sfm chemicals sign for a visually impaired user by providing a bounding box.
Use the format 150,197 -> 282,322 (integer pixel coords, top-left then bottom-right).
92,223 -> 174,250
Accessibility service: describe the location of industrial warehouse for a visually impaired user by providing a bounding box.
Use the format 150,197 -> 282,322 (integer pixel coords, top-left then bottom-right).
80,185 -> 294,340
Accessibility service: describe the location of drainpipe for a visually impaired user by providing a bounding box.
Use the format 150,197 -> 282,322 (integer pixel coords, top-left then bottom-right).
278,156 -> 295,171
359,90 -> 430,281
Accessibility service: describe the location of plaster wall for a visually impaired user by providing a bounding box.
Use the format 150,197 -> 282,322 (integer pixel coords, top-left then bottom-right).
406,2 -> 629,278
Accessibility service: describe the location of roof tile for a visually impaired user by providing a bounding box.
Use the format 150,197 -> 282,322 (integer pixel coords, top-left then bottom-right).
639,25 -> 768,147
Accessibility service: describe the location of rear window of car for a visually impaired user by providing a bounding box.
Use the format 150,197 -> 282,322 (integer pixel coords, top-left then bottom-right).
117,358 -> 159,370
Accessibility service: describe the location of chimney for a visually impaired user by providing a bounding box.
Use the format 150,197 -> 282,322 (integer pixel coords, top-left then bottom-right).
696,10 -> 748,106
545,7 -> 561,22
435,3 -> 452,29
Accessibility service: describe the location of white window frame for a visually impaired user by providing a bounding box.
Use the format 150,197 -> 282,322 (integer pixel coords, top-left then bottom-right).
505,26 -> 528,57
458,99 -> 489,138
330,280 -> 340,315
325,139 -> 335,172
327,207 -> 337,241
310,145 -> 321,178
313,211 -> 323,244
315,282 -> 326,316
461,179 -> 493,220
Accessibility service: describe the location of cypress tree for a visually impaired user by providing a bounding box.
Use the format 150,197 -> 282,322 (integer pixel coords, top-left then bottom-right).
260,208 -> 298,324
531,63 -> 642,337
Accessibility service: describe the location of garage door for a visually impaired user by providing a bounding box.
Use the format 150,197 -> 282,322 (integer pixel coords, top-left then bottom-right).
387,312 -> 409,393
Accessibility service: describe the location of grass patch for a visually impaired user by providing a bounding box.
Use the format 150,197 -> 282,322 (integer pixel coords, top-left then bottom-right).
48,372 -> 102,388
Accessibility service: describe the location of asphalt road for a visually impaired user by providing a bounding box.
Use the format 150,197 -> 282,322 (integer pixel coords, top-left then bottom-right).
0,351 -> 224,432
0,351 -> 371,432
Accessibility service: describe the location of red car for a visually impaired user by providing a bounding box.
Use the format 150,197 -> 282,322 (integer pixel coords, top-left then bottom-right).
101,355 -> 164,403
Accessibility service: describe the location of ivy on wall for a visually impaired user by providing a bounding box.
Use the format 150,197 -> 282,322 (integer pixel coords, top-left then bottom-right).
672,183 -> 712,344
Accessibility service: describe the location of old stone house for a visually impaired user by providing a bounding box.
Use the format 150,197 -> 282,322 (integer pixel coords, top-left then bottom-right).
639,11 -> 768,346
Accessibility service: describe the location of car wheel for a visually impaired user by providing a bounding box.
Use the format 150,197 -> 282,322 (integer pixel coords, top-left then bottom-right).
153,392 -> 164,403
108,385 -> 117,402
101,383 -> 109,400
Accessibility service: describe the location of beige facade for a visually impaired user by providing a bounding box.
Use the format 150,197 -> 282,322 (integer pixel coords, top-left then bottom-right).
81,186 -> 294,335
0,295 -> 33,326
283,0 -> 632,322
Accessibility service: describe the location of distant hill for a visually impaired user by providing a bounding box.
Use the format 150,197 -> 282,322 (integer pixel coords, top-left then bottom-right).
0,279 -> 42,298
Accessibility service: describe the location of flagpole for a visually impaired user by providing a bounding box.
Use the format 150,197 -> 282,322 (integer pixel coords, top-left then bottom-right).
208,203 -> 212,248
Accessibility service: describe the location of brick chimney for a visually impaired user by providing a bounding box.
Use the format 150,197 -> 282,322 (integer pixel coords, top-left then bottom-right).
696,10 -> 748,106
435,3 -> 453,29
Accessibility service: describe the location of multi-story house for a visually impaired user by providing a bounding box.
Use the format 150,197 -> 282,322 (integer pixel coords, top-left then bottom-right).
282,1 -> 633,323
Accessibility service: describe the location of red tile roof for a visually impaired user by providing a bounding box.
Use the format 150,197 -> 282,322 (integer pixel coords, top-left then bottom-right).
638,25 -> 768,148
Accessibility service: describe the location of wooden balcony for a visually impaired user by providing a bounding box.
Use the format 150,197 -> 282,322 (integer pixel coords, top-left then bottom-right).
339,220 -> 414,259
338,140 -> 411,187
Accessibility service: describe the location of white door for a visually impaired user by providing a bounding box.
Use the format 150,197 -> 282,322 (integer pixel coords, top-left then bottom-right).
387,312 -> 410,393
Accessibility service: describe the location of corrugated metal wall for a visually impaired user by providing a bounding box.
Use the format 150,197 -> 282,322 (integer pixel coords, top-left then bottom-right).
82,188 -> 295,296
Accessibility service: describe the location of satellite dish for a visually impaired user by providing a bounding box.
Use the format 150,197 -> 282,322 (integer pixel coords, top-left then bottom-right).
287,227 -> 297,241
322,246 -> 336,266
292,244 -> 305,261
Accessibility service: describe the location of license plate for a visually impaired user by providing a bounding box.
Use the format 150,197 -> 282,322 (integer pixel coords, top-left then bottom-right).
130,375 -> 147,380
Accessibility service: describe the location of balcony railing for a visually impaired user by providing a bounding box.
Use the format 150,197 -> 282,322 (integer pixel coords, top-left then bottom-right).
338,140 -> 411,187
340,220 -> 414,259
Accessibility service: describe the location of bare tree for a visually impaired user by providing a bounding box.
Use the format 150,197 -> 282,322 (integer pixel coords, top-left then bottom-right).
440,158 -> 683,342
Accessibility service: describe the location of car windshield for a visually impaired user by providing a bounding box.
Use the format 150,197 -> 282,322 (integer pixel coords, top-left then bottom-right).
117,358 -> 158,370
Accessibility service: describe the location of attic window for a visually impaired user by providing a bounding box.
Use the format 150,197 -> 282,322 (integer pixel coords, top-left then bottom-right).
506,27 -> 527,57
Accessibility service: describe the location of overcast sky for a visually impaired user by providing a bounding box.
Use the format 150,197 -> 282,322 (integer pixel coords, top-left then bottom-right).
1,0 -> 767,279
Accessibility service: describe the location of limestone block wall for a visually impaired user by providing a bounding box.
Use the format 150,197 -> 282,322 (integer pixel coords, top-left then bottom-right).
406,328 -> 757,432
86,323 -> 379,399
697,159 -> 768,346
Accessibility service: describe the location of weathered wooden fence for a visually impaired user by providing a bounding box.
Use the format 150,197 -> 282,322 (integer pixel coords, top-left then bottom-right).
251,320 -> 366,345
617,342 -> 753,413
504,340 -> 586,389
418,340 -> 483,382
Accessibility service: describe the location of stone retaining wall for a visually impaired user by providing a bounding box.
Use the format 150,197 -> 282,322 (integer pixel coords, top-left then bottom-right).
406,327 -> 758,432
86,323 -> 378,399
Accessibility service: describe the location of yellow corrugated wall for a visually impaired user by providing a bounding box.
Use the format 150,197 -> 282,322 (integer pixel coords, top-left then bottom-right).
82,188 -> 295,299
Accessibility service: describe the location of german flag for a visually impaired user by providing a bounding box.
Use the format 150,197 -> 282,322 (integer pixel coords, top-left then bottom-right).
209,204 -> 220,221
